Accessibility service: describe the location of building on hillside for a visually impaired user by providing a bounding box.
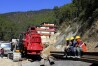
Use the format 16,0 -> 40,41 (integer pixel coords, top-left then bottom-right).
36,22 -> 56,44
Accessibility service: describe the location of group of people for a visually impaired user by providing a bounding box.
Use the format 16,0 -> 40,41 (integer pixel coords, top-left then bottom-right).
64,36 -> 87,58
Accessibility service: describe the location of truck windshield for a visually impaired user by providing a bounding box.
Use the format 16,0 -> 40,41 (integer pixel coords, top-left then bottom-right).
0,43 -> 11,48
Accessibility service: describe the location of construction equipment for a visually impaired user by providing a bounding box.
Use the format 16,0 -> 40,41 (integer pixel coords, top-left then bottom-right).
21,26 -> 43,55
11,39 -> 21,61
11,26 -> 43,61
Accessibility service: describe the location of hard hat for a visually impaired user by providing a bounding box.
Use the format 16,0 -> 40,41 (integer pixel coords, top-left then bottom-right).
75,36 -> 80,39
70,37 -> 74,40
66,38 -> 69,41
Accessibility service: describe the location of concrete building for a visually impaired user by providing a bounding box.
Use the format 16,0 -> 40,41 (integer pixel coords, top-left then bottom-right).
36,23 -> 56,44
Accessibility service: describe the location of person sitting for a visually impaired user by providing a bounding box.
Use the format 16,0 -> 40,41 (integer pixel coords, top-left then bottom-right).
74,36 -> 87,58
69,37 -> 76,57
64,38 -> 70,58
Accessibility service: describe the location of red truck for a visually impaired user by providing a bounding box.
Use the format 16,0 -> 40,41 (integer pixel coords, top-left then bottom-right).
18,26 -> 43,57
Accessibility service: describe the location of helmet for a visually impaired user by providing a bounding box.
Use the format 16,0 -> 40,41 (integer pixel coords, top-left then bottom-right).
70,37 -> 74,40
75,36 -> 80,39
66,38 -> 69,41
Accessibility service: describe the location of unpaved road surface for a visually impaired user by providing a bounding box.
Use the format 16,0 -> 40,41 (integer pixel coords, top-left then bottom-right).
0,57 -> 93,66
0,57 -> 18,66
22,60 -> 92,66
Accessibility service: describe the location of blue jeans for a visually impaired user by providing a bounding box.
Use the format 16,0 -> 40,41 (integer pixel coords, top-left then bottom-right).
74,47 -> 82,56
69,46 -> 74,52
67,46 -> 74,56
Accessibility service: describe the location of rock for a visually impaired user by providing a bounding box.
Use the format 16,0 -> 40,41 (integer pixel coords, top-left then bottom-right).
41,45 -> 59,59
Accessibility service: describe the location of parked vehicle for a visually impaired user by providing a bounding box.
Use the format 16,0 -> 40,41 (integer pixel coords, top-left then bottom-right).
12,26 -> 43,61
20,26 -> 43,55
0,42 -> 12,55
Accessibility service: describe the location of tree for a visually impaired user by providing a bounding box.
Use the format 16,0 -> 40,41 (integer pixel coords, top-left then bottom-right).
53,6 -> 60,19
53,6 -> 61,25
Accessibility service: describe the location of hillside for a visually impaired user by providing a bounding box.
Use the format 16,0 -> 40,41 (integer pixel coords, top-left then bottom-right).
54,0 -> 98,52
0,9 -> 56,40
0,0 -> 98,52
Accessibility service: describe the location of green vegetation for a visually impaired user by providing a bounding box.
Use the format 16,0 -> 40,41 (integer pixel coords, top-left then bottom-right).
53,0 -> 98,51
53,0 -> 98,34
0,0 -> 98,41
53,0 -> 98,22
0,9 -> 56,40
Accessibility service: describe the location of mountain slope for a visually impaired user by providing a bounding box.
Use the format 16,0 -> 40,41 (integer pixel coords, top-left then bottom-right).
53,0 -> 98,52
0,9 -> 56,40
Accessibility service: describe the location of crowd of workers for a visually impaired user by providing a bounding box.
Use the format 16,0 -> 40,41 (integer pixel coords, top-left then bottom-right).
64,36 -> 87,58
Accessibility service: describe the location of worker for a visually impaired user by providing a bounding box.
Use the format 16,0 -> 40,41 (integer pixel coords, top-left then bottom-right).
69,37 -> 75,57
66,38 -> 70,46
64,38 -> 70,58
74,36 -> 87,58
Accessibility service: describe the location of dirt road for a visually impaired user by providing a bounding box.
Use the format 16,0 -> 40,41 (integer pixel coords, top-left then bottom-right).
0,57 -> 18,66
22,60 -> 92,66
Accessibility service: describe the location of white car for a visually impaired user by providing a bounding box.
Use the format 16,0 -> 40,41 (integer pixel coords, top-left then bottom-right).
0,42 -> 12,55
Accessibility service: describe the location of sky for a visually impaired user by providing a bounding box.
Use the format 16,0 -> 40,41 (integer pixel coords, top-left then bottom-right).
0,0 -> 72,14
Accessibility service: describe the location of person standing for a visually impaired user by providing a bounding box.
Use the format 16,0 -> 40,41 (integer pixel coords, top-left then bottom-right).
1,48 -> 4,58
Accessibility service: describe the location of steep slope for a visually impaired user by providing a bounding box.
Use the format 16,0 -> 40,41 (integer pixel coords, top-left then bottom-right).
54,0 -> 98,52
